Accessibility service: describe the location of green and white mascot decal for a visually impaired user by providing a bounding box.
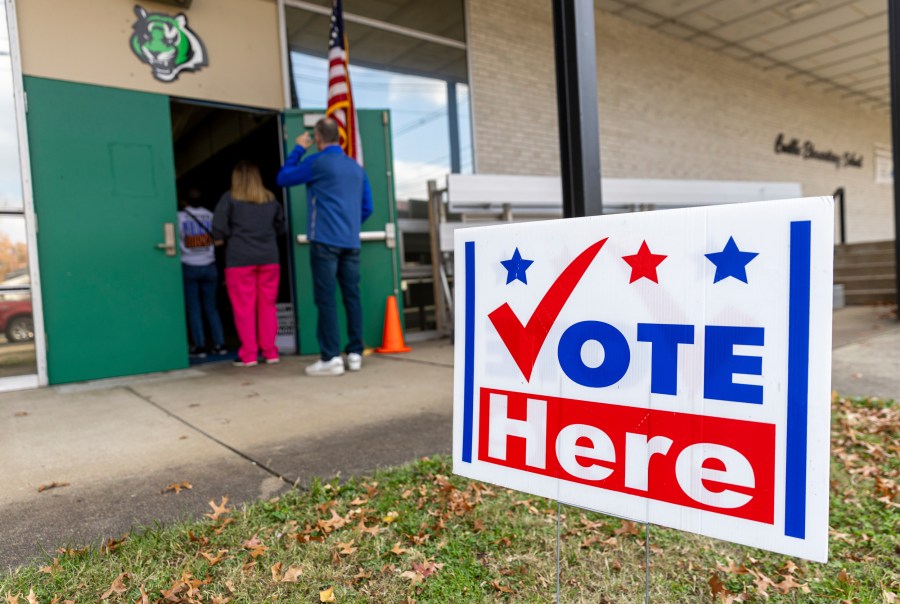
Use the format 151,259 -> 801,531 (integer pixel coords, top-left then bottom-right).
130,5 -> 208,82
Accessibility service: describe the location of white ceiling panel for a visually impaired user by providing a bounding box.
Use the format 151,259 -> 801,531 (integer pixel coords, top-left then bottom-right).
815,55 -> 887,78
851,0 -> 888,17
797,38 -> 887,69
700,0 -> 785,23
704,9 -> 790,40
768,18 -> 885,62
600,0 -> 890,112
743,7 -> 865,48
619,6 -> 666,26
608,0 -> 714,19
674,11 -> 726,31
657,21 -> 697,38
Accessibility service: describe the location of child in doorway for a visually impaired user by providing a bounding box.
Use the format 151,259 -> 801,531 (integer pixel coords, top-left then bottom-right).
178,188 -> 227,358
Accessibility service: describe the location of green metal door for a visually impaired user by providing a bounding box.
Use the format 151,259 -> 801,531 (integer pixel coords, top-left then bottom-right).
25,77 -> 188,384
283,110 -> 401,355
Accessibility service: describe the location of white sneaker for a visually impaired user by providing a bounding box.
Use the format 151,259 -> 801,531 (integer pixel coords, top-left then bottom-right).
305,357 -> 345,377
346,352 -> 362,371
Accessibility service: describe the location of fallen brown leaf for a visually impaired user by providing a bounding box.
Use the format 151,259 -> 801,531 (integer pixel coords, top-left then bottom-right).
779,560 -> 799,575
709,574 -> 728,598
773,574 -> 810,594
400,570 -> 424,584
336,540 -> 357,555
200,549 -> 229,566
749,569 -> 776,597
490,579 -> 514,594
134,584 -> 150,604
37,482 -> 70,493
248,545 -> 268,559
100,572 -> 129,599
101,536 -> 127,555
39,558 -> 60,574
205,496 -> 230,520
357,519 -> 382,537
716,558 -> 749,575
281,566 -> 302,583
212,518 -> 234,534
161,481 -> 193,494
412,561 -> 442,578
25,590 -> 37,604
270,562 -> 283,582
614,520 -> 640,537
389,542 -> 408,556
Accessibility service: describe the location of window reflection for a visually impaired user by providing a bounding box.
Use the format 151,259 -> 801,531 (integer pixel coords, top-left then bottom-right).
0,7 -> 23,212
292,52 -> 472,201
0,215 -> 27,285
0,6 -> 36,379
0,289 -> 35,377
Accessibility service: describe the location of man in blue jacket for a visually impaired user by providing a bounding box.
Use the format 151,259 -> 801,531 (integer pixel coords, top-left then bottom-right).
277,117 -> 373,376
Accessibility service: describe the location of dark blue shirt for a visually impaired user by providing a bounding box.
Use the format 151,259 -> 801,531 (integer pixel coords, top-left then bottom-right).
276,144 -> 373,249
212,192 -> 285,267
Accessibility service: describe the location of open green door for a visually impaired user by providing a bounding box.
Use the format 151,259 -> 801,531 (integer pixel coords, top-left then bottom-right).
283,109 -> 402,355
25,77 -> 188,384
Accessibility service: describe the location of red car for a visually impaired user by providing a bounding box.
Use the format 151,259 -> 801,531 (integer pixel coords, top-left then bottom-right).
0,296 -> 33,342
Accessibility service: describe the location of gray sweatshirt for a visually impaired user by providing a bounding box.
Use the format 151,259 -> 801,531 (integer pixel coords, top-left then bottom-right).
212,192 -> 285,268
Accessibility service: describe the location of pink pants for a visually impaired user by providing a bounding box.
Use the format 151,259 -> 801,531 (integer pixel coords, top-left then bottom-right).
225,264 -> 280,363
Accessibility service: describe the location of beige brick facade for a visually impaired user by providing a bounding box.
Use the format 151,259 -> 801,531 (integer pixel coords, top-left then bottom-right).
466,0 -> 892,243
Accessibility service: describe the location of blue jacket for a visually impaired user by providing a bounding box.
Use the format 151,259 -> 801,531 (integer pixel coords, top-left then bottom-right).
276,144 -> 373,249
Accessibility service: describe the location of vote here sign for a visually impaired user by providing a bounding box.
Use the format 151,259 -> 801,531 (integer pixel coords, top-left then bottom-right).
452,197 -> 833,562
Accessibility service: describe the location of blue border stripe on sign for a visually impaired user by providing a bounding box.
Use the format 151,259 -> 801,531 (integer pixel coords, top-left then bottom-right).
785,220 -> 811,539
462,241 -> 476,463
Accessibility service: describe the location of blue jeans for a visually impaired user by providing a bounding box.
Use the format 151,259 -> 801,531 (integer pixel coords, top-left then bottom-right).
310,241 -> 362,360
182,263 -> 224,349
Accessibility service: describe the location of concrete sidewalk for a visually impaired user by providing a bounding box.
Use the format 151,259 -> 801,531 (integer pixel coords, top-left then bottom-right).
0,339 -> 454,570
1,305 -> 898,570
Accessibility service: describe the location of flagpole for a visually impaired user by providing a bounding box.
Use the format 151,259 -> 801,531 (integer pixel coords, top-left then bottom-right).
277,0 -> 292,108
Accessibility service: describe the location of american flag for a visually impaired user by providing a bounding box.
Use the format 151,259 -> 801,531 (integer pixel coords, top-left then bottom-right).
327,0 -> 363,165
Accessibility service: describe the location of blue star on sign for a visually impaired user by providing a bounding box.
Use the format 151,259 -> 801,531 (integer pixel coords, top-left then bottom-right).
705,236 -> 759,284
501,248 -> 534,284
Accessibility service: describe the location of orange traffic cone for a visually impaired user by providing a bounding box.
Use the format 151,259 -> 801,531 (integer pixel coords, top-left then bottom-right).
375,295 -> 411,353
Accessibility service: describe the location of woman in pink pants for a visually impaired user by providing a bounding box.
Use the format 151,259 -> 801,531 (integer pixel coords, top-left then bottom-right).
212,161 -> 285,366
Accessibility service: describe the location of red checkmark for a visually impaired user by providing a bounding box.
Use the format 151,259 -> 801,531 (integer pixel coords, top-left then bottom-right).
488,239 -> 608,381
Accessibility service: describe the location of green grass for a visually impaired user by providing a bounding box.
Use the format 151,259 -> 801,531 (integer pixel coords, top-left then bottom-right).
1,394 -> 897,603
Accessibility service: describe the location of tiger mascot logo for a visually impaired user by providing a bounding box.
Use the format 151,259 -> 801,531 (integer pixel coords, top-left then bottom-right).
130,5 -> 208,82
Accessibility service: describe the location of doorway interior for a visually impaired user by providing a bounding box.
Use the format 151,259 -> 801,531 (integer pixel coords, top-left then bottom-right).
170,99 -> 292,363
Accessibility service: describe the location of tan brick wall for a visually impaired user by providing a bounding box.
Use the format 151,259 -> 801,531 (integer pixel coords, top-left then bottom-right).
466,1 -> 892,243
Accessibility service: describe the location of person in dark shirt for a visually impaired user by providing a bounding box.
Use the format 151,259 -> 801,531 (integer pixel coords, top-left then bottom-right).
213,160 -> 285,367
276,117 -> 373,376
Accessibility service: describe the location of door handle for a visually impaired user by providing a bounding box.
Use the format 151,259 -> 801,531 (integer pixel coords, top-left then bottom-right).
295,223 -> 395,249
155,222 -> 176,256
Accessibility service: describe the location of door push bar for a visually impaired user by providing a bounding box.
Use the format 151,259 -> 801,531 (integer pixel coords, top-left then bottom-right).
295,223 -> 395,249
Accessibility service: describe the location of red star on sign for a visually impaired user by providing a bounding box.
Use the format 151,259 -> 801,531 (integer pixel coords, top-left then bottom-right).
622,241 -> 667,283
